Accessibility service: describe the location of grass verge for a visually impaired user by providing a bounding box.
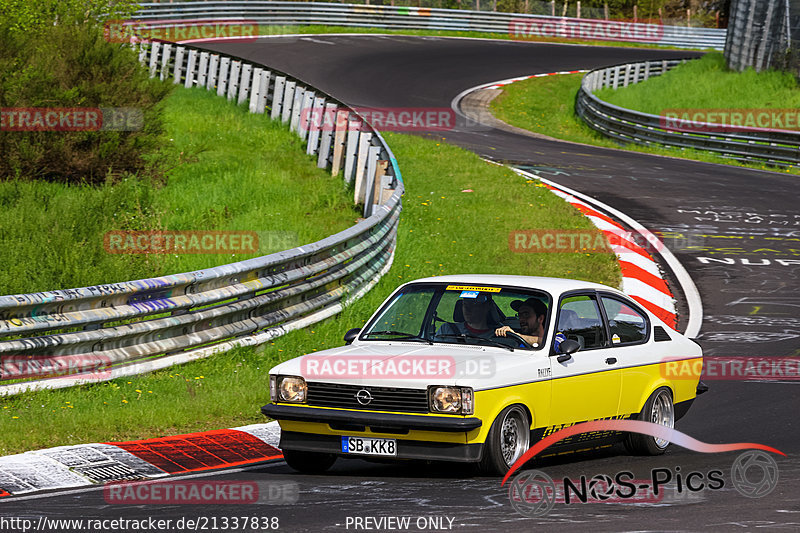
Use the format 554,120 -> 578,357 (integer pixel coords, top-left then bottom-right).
489,54 -> 800,175
257,24 -> 706,51
596,52 -> 800,113
0,132 -> 620,455
0,86 -> 359,296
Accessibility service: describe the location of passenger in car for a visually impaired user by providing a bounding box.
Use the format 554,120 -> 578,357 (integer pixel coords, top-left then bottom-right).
495,297 -> 547,346
435,293 -> 501,340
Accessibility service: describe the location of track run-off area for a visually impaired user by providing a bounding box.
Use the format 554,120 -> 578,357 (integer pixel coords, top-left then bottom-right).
5,35 -> 799,531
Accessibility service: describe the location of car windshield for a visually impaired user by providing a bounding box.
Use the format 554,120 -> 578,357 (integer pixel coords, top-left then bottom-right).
360,283 -> 551,350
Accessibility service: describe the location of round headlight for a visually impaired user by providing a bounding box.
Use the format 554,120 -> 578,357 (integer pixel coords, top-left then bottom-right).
278,376 -> 307,403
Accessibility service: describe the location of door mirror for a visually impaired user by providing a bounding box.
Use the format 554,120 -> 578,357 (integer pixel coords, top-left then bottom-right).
556,338 -> 580,363
343,328 -> 361,345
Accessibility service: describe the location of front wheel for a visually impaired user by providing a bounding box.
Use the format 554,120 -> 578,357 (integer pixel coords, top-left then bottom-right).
479,405 -> 530,476
625,387 -> 675,455
282,449 -> 337,474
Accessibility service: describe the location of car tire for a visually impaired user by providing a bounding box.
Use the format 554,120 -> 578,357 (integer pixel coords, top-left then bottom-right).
625,387 -> 675,456
282,449 -> 337,474
479,405 -> 530,476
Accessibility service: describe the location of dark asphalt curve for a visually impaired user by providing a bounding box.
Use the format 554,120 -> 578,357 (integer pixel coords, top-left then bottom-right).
4,36 -> 797,532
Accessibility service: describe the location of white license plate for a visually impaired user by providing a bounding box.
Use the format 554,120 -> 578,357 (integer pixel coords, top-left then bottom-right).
341,436 -> 397,456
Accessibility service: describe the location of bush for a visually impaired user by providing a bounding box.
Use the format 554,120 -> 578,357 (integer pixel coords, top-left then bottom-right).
0,14 -> 171,184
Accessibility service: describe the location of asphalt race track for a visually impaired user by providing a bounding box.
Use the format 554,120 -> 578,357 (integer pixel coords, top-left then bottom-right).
6,36 -> 798,531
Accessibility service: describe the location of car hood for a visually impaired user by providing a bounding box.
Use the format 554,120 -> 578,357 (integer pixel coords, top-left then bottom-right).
268,342 -> 550,389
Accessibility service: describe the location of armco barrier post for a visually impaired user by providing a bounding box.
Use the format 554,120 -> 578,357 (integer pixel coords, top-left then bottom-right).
160,44 -> 172,81
343,117 -> 361,183
290,86 -> 305,133
238,63 -> 252,105
148,42 -> 160,78
197,51 -> 209,87
227,60 -> 241,101
307,96 -> 326,155
330,109 -> 349,176
317,103 -> 337,167
206,54 -> 218,90
184,49 -> 197,88
217,57 -> 230,97
281,80 -> 296,124
362,146 -> 380,217
353,132 -> 372,204
298,91 -> 315,140
271,76 -> 286,120
173,46 -> 185,84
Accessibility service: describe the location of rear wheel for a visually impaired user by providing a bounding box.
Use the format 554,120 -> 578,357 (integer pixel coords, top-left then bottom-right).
626,387 -> 675,455
479,405 -> 530,476
282,449 -> 337,474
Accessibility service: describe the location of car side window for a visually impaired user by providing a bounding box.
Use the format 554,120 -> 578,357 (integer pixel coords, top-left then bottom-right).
556,295 -> 607,350
601,296 -> 648,345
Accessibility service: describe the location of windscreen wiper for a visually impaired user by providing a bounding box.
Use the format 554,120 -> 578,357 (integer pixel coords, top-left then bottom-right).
363,330 -> 433,345
435,333 -> 514,352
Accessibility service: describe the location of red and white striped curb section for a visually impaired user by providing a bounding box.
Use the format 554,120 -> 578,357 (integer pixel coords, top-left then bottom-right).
511,168 -> 678,329
0,422 -> 281,498
483,70 -> 589,89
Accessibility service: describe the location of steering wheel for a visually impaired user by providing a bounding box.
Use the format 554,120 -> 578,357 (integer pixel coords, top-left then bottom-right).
501,330 -> 534,349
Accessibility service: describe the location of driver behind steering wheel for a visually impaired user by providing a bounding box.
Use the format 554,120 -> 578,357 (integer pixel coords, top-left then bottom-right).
495,297 -> 547,347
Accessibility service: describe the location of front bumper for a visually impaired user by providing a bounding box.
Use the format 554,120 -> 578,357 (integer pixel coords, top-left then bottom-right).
262,403 -> 482,433
279,430 -> 483,463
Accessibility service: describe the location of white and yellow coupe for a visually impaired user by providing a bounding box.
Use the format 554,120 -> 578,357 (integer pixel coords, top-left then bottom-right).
262,275 -> 704,475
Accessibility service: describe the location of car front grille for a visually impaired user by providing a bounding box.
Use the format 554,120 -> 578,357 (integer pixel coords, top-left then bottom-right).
307,382 -> 429,413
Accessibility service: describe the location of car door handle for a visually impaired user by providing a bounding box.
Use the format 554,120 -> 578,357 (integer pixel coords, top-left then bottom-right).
605,357 -> 617,365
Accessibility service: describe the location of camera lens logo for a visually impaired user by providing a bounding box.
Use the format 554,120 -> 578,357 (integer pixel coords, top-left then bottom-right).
731,450 -> 779,498
508,470 -> 556,518
587,474 -> 615,501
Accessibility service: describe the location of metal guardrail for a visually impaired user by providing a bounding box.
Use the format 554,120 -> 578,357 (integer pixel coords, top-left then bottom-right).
576,59 -> 800,167
0,39 -> 404,395
134,1 -> 726,50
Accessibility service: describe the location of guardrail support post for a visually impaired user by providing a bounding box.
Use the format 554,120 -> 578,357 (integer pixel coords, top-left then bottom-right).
290,85 -> 305,133
331,110 -> 349,175
250,69 -> 270,114
362,146 -> 381,217
238,64 -> 252,105
343,116 -> 362,183
207,55 -> 219,91
307,96 -> 326,155
281,80 -> 296,124
353,132 -> 373,203
160,44 -> 172,81
227,60 -> 241,101
172,46 -> 185,84
271,76 -> 286,120
317,103 -> 338,168
297,91 -> 315,139
197,52 -> 210,87
184,49 -> 197,88
217,57 -> 230,97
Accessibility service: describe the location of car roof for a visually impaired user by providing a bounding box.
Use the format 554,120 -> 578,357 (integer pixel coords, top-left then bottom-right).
404,274 -> 619,297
